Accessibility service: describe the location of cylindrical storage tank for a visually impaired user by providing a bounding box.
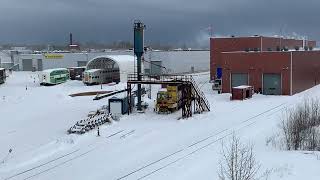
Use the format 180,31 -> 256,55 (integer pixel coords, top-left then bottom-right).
134,21 -> 145,54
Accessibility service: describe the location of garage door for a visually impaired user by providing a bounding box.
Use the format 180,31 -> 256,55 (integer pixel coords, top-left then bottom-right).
22,59 -> 33,71
231,73 -> 248,87
77,61 -> 87,67
37,59 -> 43,71
263,74 -> 281,95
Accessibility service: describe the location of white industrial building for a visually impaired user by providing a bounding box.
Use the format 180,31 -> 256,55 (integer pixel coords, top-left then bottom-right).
2,50 -> 209,73
16,52 -> 107,71
0,51 -> 14,69
86,55 -> 136,82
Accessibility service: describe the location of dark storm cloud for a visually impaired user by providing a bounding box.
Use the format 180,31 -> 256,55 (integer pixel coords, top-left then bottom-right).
0,0 -> 319,45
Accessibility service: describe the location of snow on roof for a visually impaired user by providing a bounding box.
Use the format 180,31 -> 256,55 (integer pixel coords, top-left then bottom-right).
0,68 -> 5,71
85,69 -> 101,73
87,55 -> 136,82
222,50 -> 320,54
159,88 -> 167,92
233,85 -> 252,89
42,68 -> 68,73
68,66 -> 86,69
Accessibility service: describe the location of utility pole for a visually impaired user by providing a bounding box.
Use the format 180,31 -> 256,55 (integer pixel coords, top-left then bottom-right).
148,48 -> 152,99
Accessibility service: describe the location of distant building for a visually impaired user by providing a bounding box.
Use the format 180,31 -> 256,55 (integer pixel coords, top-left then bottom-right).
0,51 -> 14,69
12,50 -> 209,74
16,53 -> 93,71
68,44 -> 81,52
210,36 -> 318,95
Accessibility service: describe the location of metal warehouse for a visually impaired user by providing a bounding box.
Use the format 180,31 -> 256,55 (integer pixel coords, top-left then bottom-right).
8,50 -> 209,73
86,55 -> 135,82
16,52 -> 106,71
210,36 -> 318,95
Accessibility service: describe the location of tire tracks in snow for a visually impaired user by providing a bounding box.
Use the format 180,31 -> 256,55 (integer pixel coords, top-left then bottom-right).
116,102 -> 287,180
3,149 -> 81,180
120,130 -> 136,139
3,129 -> 131,180
22,149 -> 94,180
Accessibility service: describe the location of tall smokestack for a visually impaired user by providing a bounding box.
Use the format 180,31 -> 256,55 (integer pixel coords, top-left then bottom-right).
69,33 -> 73,45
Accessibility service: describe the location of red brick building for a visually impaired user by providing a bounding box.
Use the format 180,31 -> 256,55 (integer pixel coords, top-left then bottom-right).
210,36 -> 318,95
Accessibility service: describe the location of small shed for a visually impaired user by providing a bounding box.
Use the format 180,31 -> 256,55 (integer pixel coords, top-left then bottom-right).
231,85 -> 253,100
108,96 -> 134,115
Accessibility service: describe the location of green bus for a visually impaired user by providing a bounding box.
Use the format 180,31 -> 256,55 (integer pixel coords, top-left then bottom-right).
40,68 -> 70,85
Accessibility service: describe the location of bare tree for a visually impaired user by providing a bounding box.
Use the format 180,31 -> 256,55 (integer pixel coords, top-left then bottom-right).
218,134 -> 260,180
280,98 -> 320,151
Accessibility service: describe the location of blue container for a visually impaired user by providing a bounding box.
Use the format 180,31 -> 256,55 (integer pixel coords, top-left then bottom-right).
217,68 -> 222,79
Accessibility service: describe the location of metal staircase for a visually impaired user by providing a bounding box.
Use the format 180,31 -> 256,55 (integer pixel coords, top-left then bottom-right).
189,76 -> 210,113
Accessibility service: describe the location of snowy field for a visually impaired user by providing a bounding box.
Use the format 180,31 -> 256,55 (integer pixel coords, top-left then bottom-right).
0,71 -> 320,180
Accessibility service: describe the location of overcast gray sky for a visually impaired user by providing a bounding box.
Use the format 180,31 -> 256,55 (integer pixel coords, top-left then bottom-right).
0,0 -> 319,46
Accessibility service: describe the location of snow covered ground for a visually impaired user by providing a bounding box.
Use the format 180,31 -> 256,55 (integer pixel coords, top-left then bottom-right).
0,71 -> 320,180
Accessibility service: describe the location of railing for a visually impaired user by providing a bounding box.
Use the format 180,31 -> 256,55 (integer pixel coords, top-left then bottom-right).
189,76 -> 210,111
127,74 -> 210,112
128,74 -> 193,83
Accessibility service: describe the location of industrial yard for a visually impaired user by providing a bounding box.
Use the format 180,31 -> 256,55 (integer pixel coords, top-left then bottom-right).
0,71 -> 319,180
1,29 -> 320,180
1,31 -> 320,179
1,0 -> 320,179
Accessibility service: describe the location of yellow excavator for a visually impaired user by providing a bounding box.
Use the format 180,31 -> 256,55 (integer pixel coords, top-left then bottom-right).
155,85 -> 182,113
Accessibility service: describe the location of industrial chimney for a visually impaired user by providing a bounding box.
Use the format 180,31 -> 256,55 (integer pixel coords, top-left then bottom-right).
69,33 -> 73,45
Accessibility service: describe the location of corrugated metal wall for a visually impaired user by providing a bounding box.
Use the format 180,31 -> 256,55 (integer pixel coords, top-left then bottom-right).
22,59 -> 33,71
17,51 -> 209,74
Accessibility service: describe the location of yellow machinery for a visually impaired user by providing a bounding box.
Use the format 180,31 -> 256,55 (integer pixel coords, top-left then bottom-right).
155,85 -> 182,113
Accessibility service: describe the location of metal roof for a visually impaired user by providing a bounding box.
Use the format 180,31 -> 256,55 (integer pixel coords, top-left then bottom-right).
42,68 -> 68,73
86,55 -> 136,82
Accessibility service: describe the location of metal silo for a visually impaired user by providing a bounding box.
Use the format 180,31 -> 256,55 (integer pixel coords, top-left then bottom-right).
134,20 -> 145,111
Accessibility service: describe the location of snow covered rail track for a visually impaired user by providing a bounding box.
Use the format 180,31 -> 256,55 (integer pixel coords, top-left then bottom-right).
116,102 -> 288,180
22,149 -> 95,180
106,130 -> 125,138
4,129 -> 129,180
120,130 -> 135,139
3,149 -> 81,180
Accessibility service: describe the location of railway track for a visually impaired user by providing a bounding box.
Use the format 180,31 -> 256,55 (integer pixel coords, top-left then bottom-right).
3,129 -> 131,180
117,102 -> 288,180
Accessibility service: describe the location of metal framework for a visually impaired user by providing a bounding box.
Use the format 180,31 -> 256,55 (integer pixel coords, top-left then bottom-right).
86,57 -> 119,70
127,74 -> 210,118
